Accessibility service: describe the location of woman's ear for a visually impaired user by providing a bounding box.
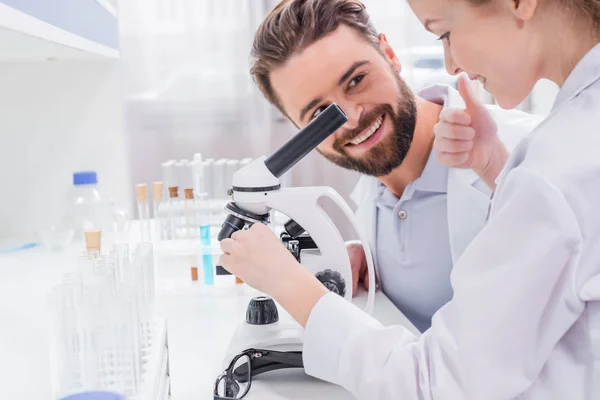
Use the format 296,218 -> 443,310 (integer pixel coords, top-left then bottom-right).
379,33 -> 402,73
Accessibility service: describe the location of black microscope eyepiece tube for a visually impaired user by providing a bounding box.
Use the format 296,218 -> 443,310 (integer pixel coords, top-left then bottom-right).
264,103 -> 347,178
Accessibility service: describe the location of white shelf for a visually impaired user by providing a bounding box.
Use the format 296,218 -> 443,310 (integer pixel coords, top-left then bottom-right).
0,3 -> 119,61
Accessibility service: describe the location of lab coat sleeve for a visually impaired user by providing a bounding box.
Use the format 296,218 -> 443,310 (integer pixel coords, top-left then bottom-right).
303,166 -> 583,399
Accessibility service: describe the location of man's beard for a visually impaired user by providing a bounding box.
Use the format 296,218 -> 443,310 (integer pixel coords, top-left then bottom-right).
318,75 -> 417,177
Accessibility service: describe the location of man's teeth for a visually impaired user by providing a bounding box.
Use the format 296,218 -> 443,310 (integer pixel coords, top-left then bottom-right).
351,116 -> 383,145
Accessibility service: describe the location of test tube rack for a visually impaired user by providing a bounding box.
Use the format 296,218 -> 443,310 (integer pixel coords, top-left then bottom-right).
47,242 -> 169,400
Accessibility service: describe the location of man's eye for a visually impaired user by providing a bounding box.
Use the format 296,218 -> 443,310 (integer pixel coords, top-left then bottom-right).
311,106 -> 327,120
349,74 -> 365,88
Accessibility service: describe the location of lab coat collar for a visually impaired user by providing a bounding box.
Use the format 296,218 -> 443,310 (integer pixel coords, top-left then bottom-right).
418,84 -> 466,110
553,43 -> 600,111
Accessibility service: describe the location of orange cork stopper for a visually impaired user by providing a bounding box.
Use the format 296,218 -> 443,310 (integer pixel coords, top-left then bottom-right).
184,188 -> 194,200
135,184 -> 148,203
168,186 -> 179,198
191,266 -> 198,281
84,230 -> 102,252
152,182 -> 163,202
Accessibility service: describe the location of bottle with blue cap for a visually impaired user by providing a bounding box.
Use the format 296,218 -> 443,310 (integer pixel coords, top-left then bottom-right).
63,171 -> 111,240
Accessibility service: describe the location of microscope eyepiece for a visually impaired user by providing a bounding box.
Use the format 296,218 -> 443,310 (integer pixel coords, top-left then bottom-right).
264,103 -> 347,178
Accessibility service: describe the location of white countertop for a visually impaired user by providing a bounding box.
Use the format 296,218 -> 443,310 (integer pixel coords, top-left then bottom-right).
0,236 -> 419,399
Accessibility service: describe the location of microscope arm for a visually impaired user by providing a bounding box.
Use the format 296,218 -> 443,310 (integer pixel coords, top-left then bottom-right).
265,187 -> 375,315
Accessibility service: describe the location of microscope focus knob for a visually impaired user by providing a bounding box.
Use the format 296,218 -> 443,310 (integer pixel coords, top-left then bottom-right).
284,219 -> 306,239
315,269 -> 346,297
246,296 -> 279,325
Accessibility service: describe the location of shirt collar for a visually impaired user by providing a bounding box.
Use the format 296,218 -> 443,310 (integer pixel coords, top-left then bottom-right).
413,150 -> 448,193
375,150 -> 448,207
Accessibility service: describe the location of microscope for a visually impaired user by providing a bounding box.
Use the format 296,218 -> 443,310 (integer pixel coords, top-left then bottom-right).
216,104 -> 376,376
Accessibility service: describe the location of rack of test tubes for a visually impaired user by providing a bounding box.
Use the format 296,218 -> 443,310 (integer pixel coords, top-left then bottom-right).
134,153 -> 291,242
46,230 -> 170,400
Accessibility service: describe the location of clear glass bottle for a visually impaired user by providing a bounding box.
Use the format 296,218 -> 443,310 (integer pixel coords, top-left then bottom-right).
63,171 -> 111,241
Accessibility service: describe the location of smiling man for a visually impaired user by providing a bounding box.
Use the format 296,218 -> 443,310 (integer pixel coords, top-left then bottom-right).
249,0 -> 543,332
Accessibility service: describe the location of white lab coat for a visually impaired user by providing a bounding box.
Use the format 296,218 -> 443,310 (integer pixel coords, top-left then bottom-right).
350,86 -> 542,267
303,44 -> 600,400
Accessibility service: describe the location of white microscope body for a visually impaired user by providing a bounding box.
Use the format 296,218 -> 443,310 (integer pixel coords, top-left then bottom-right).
218,104 -> 376,368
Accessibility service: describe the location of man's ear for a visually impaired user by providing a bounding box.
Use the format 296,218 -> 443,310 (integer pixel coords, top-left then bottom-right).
509,0 -> 537,21
379,33 -> 401,73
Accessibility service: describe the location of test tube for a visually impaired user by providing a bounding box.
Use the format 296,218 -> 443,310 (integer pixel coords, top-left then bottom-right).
111,243 -> 130,290
135,184 -> 150,242
152,182 -> 164,241
133,243 -> 154,348
196,192 -> 214,285
212,159 -> 228,200
135,242 -> 155,307
113,242 -> 142,394
166,186 -> 179,240
202,159 -> 214,201
192,154 -> 204,198
161,160 -> 176,191
184,188 -> 196,240
176,159 -> 190,190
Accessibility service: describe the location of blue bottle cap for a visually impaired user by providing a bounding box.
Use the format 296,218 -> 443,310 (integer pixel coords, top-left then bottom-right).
73,171 -> 98,185
60,391 -> 125,400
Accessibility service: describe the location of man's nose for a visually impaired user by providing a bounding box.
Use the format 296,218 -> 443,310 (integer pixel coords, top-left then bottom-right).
336,101 -> 363,130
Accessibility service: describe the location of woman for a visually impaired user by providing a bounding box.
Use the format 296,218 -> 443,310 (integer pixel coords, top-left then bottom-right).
219,0 -> 600,397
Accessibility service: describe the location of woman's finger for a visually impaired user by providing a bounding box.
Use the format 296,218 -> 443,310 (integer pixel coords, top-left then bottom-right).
434,122 -> 476,140
218,254 -> 236,273
437,151 -> 470,167
231,230 -> 243,241
434,137 -> 474,153
220,238 -> 239,255
439,108 -> 472,126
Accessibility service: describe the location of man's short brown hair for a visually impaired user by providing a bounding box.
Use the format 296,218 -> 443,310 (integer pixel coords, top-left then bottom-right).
250,0 -> 379,114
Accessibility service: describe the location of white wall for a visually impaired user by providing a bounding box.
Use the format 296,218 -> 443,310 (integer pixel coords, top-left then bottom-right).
0,59 -> 129,238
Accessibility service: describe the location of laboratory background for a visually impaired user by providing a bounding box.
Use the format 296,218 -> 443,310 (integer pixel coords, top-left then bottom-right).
0,0 -> 559,399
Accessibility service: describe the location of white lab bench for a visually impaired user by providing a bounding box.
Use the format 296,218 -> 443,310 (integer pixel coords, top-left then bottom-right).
0,236 -> 419,399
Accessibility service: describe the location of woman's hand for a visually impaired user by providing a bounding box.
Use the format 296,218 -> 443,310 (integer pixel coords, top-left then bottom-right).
433,74 -> 509,189
219,223 -> 328,326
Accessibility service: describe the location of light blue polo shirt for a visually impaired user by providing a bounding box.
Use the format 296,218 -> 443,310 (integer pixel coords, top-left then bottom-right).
375,151 -> 453,332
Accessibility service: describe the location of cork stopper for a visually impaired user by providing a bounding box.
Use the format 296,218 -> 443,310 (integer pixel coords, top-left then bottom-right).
84,230 -> 102,252
135,184 -> 148,203
152,182 -> 163,203
191,266 -> 198,281
168,186 -> 179,198
184,188 -> 194,200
